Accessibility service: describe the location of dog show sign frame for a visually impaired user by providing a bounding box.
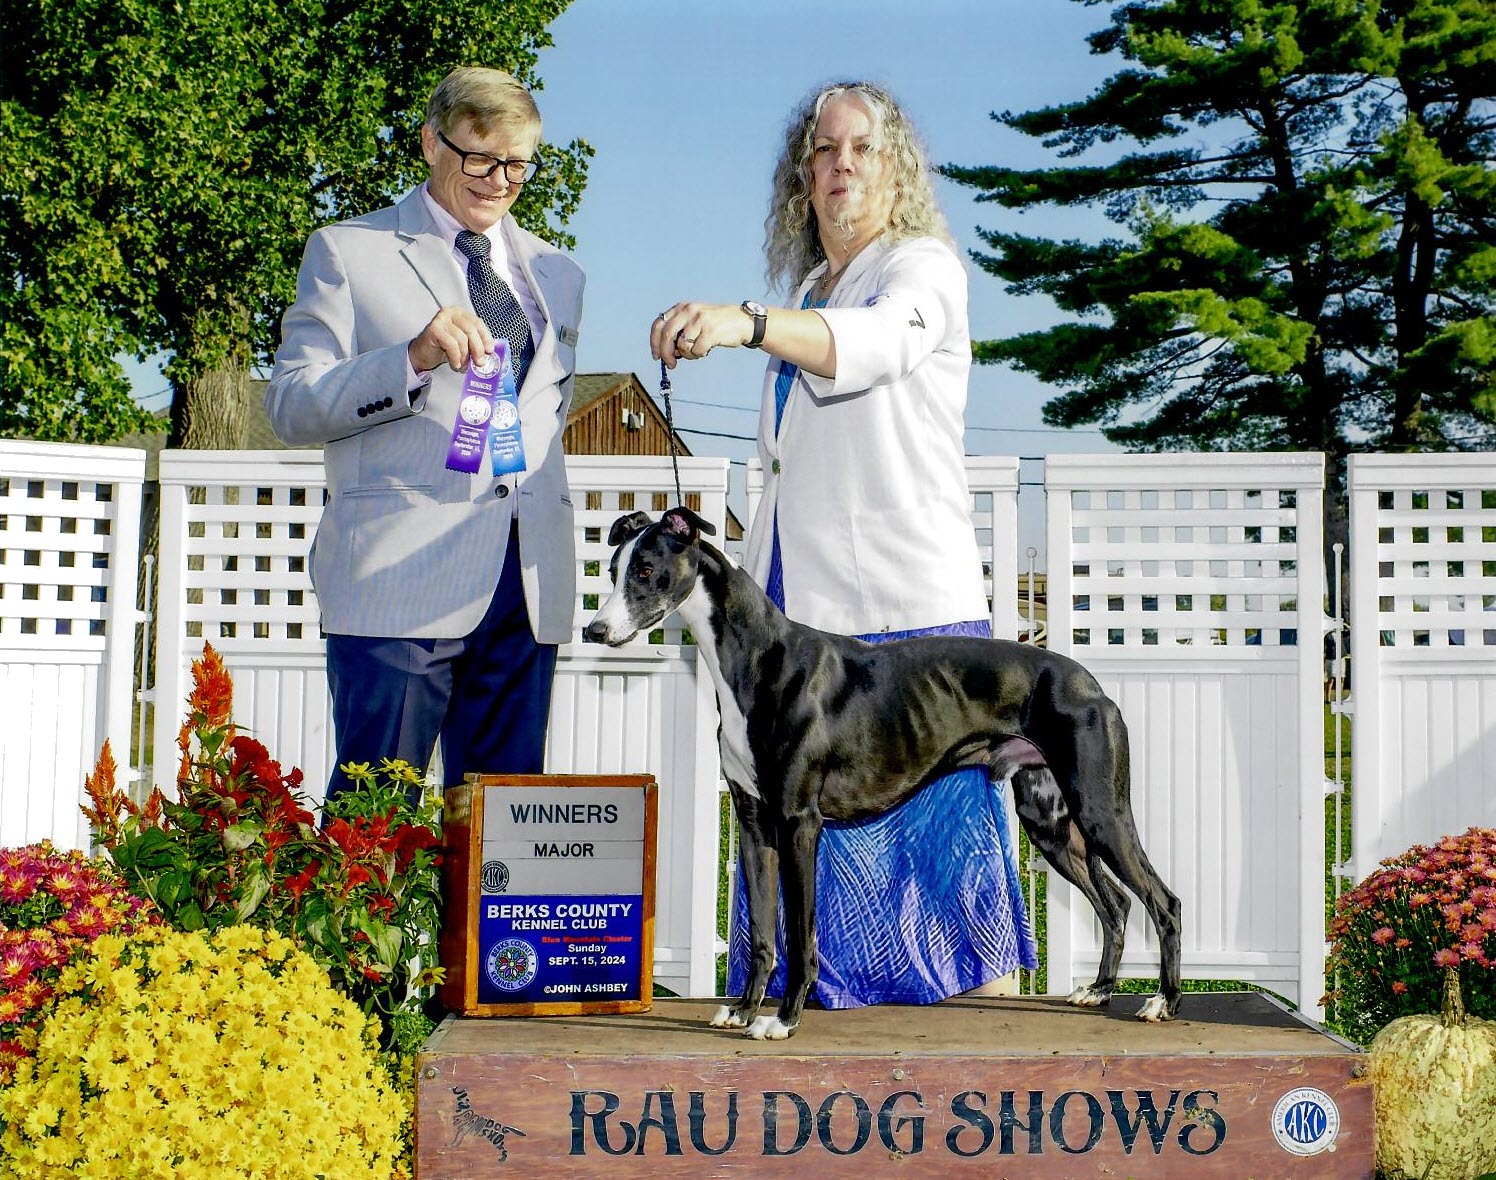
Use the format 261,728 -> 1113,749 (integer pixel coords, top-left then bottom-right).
438,773 -> 657,1017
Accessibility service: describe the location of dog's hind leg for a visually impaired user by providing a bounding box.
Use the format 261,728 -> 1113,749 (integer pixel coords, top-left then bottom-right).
712,805 -> 778,1031
1063,700 -> 1184,1022
1013,765 -> 1131,1010
1086,814 -> 1183,1022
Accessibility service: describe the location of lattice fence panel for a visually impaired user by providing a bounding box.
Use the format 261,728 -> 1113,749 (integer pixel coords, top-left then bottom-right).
0,442 -> 145,850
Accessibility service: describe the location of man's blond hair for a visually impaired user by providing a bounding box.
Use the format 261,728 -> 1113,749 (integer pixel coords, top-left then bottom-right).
426,66 -> 540,139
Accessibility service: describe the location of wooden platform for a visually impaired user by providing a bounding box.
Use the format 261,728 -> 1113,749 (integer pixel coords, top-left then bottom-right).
415,993 -> 1373,1178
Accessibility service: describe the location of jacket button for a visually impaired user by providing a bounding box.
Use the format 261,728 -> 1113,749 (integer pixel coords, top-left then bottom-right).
382,396 -> 393,408
771,458 -> 781,474
495,485 -> 509,498
357,406 -> 368,418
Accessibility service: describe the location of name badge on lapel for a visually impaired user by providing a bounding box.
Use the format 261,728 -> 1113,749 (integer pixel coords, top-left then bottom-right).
559,325 -> 579,347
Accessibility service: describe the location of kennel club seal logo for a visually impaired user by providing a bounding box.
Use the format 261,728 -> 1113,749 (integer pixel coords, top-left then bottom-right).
486,937 -> 538,992
481,859 -> 510,893
1271,1086 -> 1340,1156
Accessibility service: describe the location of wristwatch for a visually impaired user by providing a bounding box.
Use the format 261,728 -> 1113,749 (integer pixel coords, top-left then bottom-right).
740,300 -> 768,349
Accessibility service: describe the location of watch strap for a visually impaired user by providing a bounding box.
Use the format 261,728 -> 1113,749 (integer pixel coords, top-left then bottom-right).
741,301 -> 767,348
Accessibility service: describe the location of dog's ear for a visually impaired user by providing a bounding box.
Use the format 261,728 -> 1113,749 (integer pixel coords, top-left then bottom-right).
607,511 -> 654,546
661,506 -> 717,543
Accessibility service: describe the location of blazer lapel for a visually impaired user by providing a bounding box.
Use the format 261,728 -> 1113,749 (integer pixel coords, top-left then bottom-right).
397,189 -> 465,311
506,222 -> 571,407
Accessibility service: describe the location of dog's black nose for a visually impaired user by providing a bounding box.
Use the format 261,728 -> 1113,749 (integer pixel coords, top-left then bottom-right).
583,620 -> 608,644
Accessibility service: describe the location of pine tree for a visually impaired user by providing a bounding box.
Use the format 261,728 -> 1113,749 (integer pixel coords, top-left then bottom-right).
943,0 -> 1496,467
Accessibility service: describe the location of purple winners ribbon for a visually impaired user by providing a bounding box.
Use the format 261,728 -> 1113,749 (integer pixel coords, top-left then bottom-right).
486,344 -> 526,476
445,341 -> 511,474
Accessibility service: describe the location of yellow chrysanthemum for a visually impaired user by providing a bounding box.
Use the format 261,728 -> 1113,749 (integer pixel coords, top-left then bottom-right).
0,926 -> 406,1180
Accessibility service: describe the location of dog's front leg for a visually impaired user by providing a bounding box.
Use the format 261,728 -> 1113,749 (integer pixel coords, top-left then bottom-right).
747,809 -> 821,1041
712,809 -> 778,1031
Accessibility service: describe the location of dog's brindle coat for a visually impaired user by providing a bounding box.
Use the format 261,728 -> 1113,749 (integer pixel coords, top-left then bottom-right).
585,508 -> 1182,1040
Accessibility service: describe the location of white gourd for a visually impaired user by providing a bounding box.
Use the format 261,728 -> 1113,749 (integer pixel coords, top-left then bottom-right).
1367,967 -> 1496,1180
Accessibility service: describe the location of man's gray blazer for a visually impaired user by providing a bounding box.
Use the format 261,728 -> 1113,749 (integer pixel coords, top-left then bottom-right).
265,189 -> 584,644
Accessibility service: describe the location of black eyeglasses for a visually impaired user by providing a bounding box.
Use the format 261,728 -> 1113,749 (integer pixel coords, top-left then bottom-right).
437,130 -> 539,183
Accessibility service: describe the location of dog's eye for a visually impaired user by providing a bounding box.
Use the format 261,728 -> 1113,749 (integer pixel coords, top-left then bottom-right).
635,564 -> 654,581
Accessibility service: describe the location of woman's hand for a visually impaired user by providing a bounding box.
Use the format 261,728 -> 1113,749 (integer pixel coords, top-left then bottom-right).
651,302 -> 751,369
650,299 -> 837,377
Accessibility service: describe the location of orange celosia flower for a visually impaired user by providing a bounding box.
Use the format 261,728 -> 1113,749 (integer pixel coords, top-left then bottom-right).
81,739 -> 136,842
188,642 -> 236,730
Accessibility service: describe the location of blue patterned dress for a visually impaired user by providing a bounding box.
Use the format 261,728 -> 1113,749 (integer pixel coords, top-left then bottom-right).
727,296 -> 1039,1007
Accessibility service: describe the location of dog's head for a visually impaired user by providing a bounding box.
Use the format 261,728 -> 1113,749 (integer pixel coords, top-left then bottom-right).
583,507 -> 718,646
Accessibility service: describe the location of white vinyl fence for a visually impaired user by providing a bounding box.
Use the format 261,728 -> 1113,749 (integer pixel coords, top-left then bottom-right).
149,450 -> 730,998
1348,453 -> 1496,876
1045,453 -> 1330,1012
0,441 -> 145,852
7,441 -> 1496,1011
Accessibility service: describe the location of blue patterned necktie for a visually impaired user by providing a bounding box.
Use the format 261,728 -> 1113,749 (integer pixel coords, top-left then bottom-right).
454,229 -> 535,390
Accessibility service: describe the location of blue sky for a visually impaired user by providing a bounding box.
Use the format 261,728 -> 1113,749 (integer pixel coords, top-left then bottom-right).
530,0 -> 1121,463
131,0 -> 1132,550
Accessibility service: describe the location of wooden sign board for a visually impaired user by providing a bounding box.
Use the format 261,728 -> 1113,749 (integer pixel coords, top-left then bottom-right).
438,774 -> 657,1017
416,994 -> 1374,1179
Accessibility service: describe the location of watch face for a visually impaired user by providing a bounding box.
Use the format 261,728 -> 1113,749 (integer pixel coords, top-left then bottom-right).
744,301 -> 766,316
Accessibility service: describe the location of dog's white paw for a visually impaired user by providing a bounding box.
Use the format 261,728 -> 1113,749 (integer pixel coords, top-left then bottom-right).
1136,994 -> 1172,1023
745,1015 -> 793,1041
1066,985 -> 1111,1008
710,1004 -> 747,1029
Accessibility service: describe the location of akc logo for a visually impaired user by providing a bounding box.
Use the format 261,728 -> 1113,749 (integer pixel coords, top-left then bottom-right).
481,859 -> 510,893
486,938 -> 538,992
1271,1087 -> 1340,1156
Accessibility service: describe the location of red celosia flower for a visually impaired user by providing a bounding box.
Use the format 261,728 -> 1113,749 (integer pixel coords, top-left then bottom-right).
366,894 -> 397,920
281,860 -> 322,900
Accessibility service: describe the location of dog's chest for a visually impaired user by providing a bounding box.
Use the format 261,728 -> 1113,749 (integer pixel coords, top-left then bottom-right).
694,643 -> 759,799
716,694 -> 758,800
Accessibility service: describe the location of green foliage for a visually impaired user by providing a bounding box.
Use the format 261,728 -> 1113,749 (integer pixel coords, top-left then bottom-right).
0,0 -> 590,443
943,0 -> 1496,461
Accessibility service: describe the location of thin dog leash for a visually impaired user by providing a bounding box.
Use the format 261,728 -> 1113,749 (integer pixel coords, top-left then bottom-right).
658,359 -> 685,508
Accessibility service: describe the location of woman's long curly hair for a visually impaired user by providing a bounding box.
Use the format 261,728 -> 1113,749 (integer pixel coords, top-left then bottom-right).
764,81 -> 952,293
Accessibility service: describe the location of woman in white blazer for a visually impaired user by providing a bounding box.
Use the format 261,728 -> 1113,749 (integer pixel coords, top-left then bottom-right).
652,81 -> 1037,1008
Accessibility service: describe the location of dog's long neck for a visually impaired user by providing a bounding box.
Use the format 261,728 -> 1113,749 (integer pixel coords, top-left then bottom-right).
673,540 -> 807,717
673,540 -> 791,651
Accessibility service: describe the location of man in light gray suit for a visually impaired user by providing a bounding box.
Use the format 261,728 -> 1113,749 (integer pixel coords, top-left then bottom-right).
266,66 -> 583,805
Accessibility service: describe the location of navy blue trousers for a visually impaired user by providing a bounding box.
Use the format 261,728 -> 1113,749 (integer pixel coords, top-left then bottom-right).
323,527 -> 557,807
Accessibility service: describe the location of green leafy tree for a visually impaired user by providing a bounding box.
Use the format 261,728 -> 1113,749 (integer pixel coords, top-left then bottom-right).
0,0 -> 590,446
943,0 -> 1496,467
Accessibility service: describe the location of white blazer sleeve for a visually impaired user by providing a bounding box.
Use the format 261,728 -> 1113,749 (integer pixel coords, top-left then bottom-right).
801,239 -> 966,398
